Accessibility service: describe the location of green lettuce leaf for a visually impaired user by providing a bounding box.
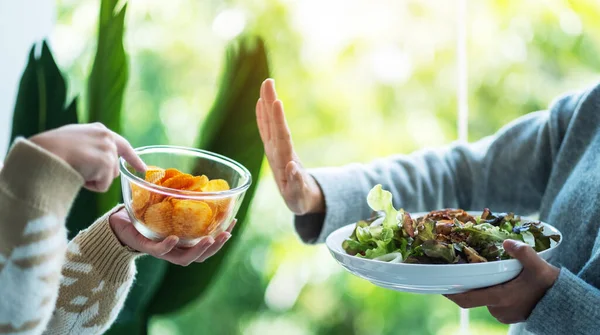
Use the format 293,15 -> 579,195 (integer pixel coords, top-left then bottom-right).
414,218 -> 436,245
367,184 -> 400,230
421,240 -> 458,263
521,231 -> 536,248
454,222 -> 522,247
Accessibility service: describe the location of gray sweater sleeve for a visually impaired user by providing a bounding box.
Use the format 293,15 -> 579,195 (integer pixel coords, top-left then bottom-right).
524,264 -> 600,335
294,91 -> 581,244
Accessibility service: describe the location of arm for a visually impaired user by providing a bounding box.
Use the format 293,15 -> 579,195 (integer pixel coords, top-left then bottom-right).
43,206 -> 140,335
0,123 -> 145,335
43,206 -> 238,335
0,139 -> 83,334
299,90 -> 585,243
256,78 -> 585,243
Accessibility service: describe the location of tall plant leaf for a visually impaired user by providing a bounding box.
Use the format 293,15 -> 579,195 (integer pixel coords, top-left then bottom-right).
9,41 -> 77,147
9,48 -> 39,145
147,36 -> 269,315
88,0 -> 128,215
68,0 -> 129,236
88,0 -> 128,130
7,41 -> 90,241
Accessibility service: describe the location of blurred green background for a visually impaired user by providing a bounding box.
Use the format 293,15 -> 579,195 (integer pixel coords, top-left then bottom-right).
51,0 -> 600,334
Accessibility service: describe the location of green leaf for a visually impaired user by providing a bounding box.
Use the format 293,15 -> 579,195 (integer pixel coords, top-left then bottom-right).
342,239 -> 370,255
38,41 -> 76,129
146,36 -> 270,315
87,0 -> 128,216
8,41 -> 85,240
421,240 -> 457,263
364,240 -> 392,259
356,225 -> 373,244
10,41 -> 77,148
68,0 -> 127,238
366,184 -> 400,229
454,222 -> 521,247
521,231 -> 536,248
414,218 -> 436,245
10,47 -> 39,146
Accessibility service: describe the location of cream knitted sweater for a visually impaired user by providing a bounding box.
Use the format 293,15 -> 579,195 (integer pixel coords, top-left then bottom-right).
0,139 -> 140,335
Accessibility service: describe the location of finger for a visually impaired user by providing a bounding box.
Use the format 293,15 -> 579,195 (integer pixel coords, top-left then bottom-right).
260,79 -> 266,100
226,219 -> 238,233
107,146 -> 120,180
159,236 -> 215,266
503,239 -> 546,272
262,78 -> 277,103
272,100 -> 293,143
196,232 -> 231,263
83,180 -> 101,192
142,236 -> 180,256
113,160 -> 121,179
110,213 -> 180,256
96,177 -> 112,192
263,80 -> 279,151
270,101 -> 295,183
124,229 -> 179,257
272,100 -> 294,162
256,98 -> 270,143
112,132 -> 146,173
87,169 -> 113,192
487,306 -> 514,325
443,285 -> 506,308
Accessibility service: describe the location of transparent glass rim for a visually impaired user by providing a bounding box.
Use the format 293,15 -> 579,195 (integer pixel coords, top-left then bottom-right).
120,145 -> 252,200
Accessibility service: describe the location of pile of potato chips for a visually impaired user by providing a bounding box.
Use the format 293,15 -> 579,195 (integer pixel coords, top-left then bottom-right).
131,166 -> 232,239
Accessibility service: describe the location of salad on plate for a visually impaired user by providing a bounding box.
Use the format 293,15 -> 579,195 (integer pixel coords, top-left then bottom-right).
342,185 -> 561,264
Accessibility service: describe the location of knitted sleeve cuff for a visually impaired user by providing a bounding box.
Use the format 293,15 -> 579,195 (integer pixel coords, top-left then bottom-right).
70,205 -> 141,284
525,268 -> 600,334
0,138 -> 83,217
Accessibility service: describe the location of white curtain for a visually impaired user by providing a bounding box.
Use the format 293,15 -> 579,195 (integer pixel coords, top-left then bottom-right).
0,0 -> 55,159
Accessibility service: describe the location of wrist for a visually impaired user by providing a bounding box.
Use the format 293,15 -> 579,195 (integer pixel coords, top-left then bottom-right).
29,135 -> 66,163
543,264 -> 560,289
307,177 -> 325,214
109,209 -> 128,247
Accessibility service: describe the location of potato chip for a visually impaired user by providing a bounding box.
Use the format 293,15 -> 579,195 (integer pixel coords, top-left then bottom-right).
128,164 -> 237,241
171,199 -> 213,238
144,201 -> 174,236
160,168 -> 183,184
201,179 -> 230,192
162,174 -> 195,190
186,175 -> 209,191
131,183 -> 150,218
148,192 -> 167,206
202,178 -> 232,219
145,166 -> 166,184
205,200 -> 234,234
205,197 -> 232,214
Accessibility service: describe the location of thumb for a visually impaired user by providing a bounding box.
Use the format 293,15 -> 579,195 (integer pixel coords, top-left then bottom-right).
504,239 -> 545,271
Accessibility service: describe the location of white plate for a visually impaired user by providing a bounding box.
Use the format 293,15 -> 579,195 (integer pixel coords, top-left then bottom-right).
325,212 -> 563,294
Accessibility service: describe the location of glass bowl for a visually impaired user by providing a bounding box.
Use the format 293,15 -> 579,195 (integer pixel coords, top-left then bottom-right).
120,145 -> 251,247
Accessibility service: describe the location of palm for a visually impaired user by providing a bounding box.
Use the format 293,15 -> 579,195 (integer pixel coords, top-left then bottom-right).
256,79 -> 321,214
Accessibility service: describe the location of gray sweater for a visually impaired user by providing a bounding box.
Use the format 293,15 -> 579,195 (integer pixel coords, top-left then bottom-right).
295,84 -> 600,335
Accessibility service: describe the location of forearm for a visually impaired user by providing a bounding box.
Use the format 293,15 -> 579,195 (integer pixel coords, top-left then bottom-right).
296,91 -> 583,244
44,206 -> 140,335
0,139 -> 82,334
